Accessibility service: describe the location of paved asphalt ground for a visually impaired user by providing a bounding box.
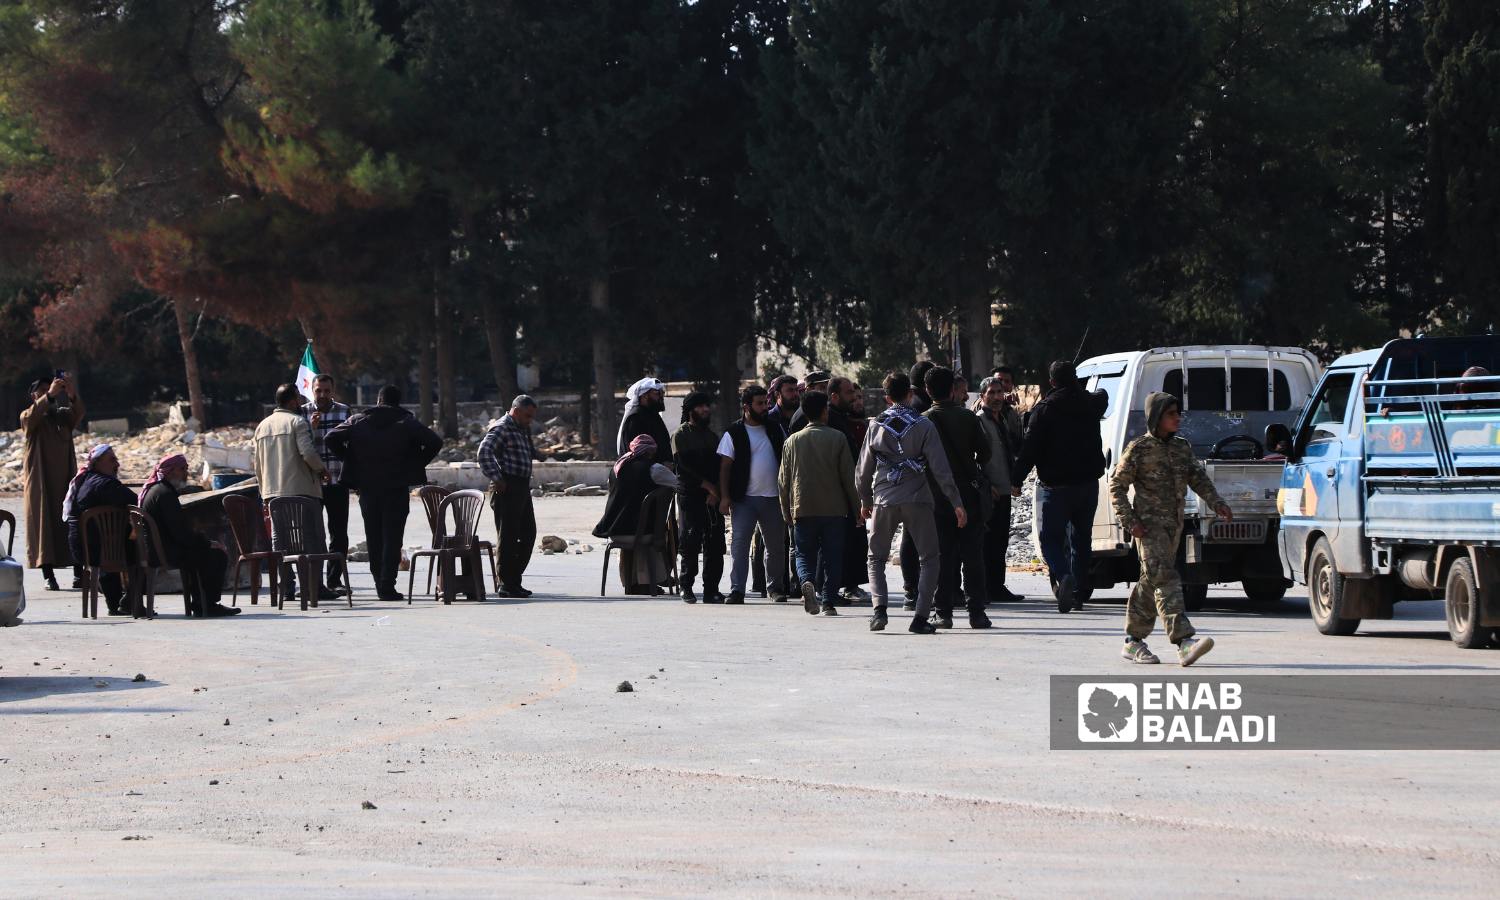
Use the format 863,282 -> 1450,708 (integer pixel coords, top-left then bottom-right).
2,494 -> 1498,897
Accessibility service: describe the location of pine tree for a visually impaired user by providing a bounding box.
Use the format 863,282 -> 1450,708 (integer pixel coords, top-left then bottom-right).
1425,0 -> 1500,326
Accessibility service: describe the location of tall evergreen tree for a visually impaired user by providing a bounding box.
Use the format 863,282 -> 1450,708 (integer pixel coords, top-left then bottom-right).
1425,0 -> 1500,326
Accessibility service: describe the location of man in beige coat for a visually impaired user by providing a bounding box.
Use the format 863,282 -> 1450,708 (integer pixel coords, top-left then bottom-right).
20,373 -> 85,591
254,383 -> 329,602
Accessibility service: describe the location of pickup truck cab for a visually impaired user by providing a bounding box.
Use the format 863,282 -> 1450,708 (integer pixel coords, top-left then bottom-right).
1068,346 -> 1322,607
1275,334 -> 1500,647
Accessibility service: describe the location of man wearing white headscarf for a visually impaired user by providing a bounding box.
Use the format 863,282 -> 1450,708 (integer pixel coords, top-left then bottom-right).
617,377 -> 672,464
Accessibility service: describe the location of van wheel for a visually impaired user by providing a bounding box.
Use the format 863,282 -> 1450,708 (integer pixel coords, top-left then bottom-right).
1308,537 -> 1359,636
1444,558 -> 1492,649
1183,583 -> 1207,612
1242,578 -> 1289,604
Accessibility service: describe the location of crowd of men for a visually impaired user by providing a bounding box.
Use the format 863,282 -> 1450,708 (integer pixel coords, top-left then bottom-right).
17,359 -> 1230,665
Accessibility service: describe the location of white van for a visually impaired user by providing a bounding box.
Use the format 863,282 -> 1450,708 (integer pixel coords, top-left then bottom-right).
1060,346 -> 1322,608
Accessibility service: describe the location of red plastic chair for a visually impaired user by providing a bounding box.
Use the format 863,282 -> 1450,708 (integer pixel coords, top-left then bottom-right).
224,494 -> 279,607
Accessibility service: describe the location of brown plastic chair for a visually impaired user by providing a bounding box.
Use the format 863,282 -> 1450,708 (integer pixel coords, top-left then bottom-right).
224,494 -> 279,606
433,489 -> 487,604
267,496 -> 348,610
77,505 -> 137,619
600,487 -> 677,597
128,507 -> 185,618
0,508 -> 14,558
406,485 -> 451,602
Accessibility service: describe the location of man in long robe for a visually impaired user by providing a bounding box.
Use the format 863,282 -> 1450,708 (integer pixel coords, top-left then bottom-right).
20,374 -> 84,591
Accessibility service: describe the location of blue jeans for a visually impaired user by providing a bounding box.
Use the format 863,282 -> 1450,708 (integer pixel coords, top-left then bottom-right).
730,496 -> 786,595
1037,483 -> 1097,592
793,516 -> 846,603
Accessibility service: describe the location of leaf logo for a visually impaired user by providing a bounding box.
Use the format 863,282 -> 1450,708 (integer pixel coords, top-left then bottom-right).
1077,683 -> 1138,742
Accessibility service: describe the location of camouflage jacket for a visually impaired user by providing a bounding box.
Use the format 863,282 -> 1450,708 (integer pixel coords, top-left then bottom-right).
1108,433 -> 1225,532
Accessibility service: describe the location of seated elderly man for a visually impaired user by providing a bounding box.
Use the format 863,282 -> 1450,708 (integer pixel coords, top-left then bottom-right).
65,444 -> 152,617
139,454 -> 241,618
594,434 -> 679,595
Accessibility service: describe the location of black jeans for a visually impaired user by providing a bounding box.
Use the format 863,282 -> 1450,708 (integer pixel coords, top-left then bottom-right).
984,493 -> 1012,598
180,545 -> 228,611
677,494 -> 724,595
934,486 -> 987,616
843,517 -> 868,590
900,530 -> 921,600
322,483 -> 351,587
359,486 -> 410,592
492,477 -> 536,590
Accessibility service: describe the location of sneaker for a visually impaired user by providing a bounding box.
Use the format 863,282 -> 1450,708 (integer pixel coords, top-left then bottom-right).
1177,636 -> 1215,667
820,602 -> 839,616
680,589 -> 698,604
725,591 -> 745,605
968,611 -> 992,629
840,587 -> 871,605
801,581 -> 820,615
1121,638 -> 1160,664
203,603 -> 243,617
908,618 -> 938,635
704,592 -> 726,604
870,608 -> 888,631
770,591 -> 789,603
930,610 -> 954,629
1054,575 -> 1075,614
902,598 -> 917,611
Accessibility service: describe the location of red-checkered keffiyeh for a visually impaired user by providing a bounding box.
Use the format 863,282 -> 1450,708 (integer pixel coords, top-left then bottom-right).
613,434 -> 657,478
138,453 -> 188,505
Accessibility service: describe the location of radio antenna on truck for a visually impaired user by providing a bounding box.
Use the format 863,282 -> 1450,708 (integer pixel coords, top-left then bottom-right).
1072,325 -> 1091,364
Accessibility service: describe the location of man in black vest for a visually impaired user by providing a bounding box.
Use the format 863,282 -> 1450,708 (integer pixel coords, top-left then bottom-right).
717,385 -> 788,604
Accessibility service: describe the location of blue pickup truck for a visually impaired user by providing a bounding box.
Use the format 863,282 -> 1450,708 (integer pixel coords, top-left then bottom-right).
1272,335 -> 1500,649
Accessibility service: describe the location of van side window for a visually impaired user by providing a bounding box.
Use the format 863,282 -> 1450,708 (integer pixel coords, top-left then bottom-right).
1306,372 -> 1356,441
1164,367 -> 1294,411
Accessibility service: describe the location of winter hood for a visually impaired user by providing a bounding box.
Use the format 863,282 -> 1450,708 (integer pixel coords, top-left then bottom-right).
1145,391 -> 1180,437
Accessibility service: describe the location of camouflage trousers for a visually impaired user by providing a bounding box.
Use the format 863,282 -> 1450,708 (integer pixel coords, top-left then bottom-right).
1125,524 -> 1196,644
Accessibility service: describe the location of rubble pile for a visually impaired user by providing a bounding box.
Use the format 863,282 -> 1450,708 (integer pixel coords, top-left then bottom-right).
436,414 -> 592,463
0,421 -> 255,492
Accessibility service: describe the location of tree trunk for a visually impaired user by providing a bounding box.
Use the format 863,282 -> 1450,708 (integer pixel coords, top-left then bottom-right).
173,296 -> 209,427
961,290 -> 994,380
716,330 -> 744,433
578,377 -> 592,452
481,300 -> 519,402
434,291 -> 458,439
587,206 -> 619,457
417,322 -> 434,428
589,273 -> 618,457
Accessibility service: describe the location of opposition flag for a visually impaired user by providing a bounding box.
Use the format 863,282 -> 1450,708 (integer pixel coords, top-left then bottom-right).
296,342 -> 320,404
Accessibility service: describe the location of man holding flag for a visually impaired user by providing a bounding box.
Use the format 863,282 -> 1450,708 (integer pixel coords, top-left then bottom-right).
297,344 -> 351,597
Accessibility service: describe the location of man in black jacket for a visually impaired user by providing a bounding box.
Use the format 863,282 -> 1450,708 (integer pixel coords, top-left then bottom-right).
139,454 -> 239,617
326,385 -> 443,601
617,377 -> 672,463
671,392 -> 725,603
923,366 -> 992,629
1013,360 -> 1106,613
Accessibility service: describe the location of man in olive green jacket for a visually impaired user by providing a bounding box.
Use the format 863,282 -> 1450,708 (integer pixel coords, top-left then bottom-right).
778,390 -> 861,616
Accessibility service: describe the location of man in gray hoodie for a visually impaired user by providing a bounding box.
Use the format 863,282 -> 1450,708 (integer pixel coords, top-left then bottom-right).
857,371 -> 966,633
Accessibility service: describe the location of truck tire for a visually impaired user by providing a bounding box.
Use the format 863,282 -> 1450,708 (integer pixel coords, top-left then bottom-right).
1242,578 -> 1289,605
1444,558 -> 1493,649
1183,583 -> 1207,612
1308,537 -> 1359,636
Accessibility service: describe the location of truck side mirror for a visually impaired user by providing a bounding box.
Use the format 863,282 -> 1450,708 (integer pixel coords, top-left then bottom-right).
1265,423 -> 1294,459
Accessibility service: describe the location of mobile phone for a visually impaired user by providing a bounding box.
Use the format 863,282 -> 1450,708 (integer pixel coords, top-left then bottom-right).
54,369 -> 66,379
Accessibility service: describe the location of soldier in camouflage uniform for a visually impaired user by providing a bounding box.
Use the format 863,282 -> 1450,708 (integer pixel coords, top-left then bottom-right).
1108,392 -> 1233,666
